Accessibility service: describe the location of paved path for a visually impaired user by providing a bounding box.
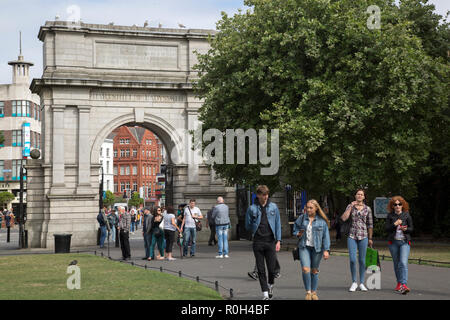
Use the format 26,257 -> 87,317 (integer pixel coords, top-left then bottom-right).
1,229 -> 449,300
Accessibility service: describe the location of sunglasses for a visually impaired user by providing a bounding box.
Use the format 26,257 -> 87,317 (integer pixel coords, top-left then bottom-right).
393,203 -> 402,207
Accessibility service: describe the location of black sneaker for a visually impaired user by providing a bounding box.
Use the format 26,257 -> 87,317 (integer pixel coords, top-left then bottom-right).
248,271 -> 258,280
268,284 -> 274,299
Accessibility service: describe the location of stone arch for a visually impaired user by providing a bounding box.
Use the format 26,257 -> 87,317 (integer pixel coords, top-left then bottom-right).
90,111 -> 186,166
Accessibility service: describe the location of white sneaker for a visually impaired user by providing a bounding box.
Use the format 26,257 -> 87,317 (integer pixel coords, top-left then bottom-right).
349,282 -> 358,292
359,283 -> 368,291
224,255 -> 229,258
215,255 -> 223,259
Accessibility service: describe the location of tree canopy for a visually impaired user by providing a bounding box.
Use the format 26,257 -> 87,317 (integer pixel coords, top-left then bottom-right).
194,0 -> 449,199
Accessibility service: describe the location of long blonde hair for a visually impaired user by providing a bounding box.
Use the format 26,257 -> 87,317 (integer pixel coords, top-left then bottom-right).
307,199 -> 330,228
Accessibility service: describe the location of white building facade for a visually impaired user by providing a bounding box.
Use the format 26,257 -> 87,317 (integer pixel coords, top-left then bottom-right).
99,137 -> 114,193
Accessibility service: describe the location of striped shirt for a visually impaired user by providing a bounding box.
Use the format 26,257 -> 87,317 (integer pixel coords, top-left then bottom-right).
347,204 -> 373,241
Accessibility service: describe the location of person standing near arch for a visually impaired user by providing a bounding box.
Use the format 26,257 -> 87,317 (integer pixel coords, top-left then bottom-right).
181,199 -> 203,257
117,206 -> 131,260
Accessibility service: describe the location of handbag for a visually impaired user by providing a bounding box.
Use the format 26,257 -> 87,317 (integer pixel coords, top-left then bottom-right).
340,212 -> 352,237
365,246 -> 381,271
188,207 -> 202,231
292,214 -> 306,261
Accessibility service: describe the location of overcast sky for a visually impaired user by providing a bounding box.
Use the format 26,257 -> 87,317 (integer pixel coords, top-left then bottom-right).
0,0 -> 448,85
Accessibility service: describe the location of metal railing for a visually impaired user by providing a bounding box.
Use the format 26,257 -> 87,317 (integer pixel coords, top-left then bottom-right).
91,250 -> 235,299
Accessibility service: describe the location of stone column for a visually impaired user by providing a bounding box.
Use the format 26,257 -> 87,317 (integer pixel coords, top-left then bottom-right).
186,107 -> 200,184
50,105 -> 65,193
76,105 -> 92,194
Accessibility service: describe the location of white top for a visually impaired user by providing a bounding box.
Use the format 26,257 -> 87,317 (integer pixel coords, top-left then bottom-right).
184,206 -> 202,228
306,222 -> 314,247
164,213 -> 176,231
395,225 -> 405,240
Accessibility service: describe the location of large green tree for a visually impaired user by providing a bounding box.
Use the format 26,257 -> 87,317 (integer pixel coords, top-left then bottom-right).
194,0 -> 449,200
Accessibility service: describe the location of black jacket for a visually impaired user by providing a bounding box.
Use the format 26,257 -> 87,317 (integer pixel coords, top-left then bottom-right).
143,214 -> 154,235
385,211 -> 414,242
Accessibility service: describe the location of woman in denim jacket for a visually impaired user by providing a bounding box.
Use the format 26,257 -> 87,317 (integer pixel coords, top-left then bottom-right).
293,199 -> 330,300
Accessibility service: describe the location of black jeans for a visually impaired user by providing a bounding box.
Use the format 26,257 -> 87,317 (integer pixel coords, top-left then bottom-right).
165,230 -> 175,253
208,223 -> 217,244
253,240 -> 277,292
119,229 -> 131,259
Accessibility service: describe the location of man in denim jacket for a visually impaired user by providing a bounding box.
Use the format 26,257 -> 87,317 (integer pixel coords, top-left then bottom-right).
245,185 -> 281,300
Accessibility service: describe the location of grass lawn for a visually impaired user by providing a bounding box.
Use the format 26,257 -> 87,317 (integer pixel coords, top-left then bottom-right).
0,253 -> 223,300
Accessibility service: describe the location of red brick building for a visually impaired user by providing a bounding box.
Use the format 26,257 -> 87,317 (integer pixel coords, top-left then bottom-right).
111,126 -> 164,206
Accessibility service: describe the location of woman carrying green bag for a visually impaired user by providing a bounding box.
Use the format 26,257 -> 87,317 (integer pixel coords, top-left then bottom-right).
340,189 -> 374,292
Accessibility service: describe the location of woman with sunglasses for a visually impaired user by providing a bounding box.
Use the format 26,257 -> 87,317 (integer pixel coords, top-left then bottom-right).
385,196 -> 414,294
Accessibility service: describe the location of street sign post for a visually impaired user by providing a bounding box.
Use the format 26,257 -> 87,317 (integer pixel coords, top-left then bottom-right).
373,197 -> 390,218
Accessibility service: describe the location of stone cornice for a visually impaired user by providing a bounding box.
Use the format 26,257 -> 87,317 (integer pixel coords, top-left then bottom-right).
38,21 -> 216,42
30,78 -> 195,94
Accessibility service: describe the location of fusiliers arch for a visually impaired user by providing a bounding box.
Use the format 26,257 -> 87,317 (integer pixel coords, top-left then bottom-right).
26,21 -> 289,249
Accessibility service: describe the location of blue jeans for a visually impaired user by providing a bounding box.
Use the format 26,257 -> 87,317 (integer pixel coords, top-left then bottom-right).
183,227 -> 197,256
108,226 -> 115,242
299,246 -> 323,292
99,226 -> 107,248
347,237 -> 368,284
216,225 -> 229,256
131,222 -> 135,232
388,240 -> 410,285
150,233 -> 165,258
143,233 -> 152,258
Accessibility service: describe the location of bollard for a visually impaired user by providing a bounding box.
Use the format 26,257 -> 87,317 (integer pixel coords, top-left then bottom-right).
131,262 -> 134,266
145,265 -> 147,270
179,271 -> 182,277
418,258 -> 421,265
215,281 -> 219,292
160,266 -> 163,272
230,288 -> 234,299
101,252 -> 103,257
196,276 -> 200,283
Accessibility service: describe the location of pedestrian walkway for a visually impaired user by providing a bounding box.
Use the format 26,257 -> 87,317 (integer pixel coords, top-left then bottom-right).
1,234 -> 449,300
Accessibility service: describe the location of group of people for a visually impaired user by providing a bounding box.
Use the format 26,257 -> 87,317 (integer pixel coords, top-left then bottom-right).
97,197 -> 231,261
245,185 -> 413,300
96,185 -> 414,300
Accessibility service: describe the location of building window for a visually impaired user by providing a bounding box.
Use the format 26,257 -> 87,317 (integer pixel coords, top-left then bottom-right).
12,159 -> 25,180
132,165 -> 137,175
106,148 -> 109,157
106,161 -> 110,174
12,130 -> 22,147
12,101 -> 17,116
125,166 -> 130,175
114,166 -> 118,176
120,182 -> 125,192
120,166 -> 125,175
133,182 -> 137,192
120,149 -> 125,157
100,147 -> 103,157
142,165 -> 145,176
0,101 -> 4,117
125,149 -> 130,157
126,181 -> 130,190
26,101 -> 30,117
132,149 -> 137,157
114,183 -> 118,193
125,139 -> 130,144
114,150 -> 117,158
